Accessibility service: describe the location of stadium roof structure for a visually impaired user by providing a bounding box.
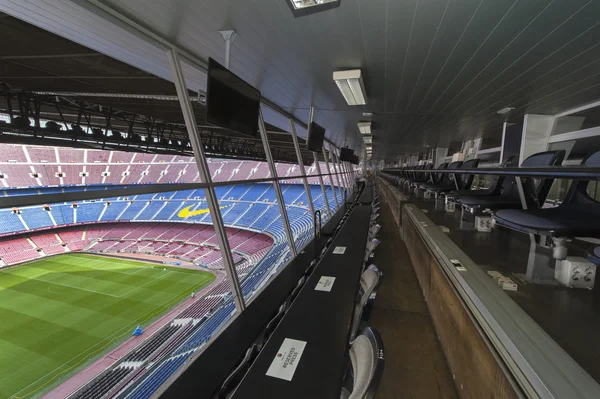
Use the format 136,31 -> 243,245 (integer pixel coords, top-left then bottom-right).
0,12 -> 318,165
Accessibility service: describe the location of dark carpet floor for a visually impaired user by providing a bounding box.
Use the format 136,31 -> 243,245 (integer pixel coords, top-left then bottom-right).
371,191 -> 458,399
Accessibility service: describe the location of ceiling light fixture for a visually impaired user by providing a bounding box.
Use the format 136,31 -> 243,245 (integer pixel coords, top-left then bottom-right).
497,107 -> 515,115
334,69 -> 367,106
357,121 -> 371,135
290,0 -> 339,10
363,136 -> 372,144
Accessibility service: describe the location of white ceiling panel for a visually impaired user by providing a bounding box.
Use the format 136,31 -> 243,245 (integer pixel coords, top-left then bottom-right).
4,0 -> 600,160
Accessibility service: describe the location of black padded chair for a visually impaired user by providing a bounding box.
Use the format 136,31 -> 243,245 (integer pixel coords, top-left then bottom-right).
349,266 -> 383,341
419,161 -> 463,194
408,164 -> 433,191
458,150 -> 565,213
290,276 -> 306,302
431,162 -> 449,185
341,327 -> 385,399
218,344 -> 257,399
255,303 -> 287,352
401,165 -> 423,189
446,156 -> 516,201
493,151 -> 600,241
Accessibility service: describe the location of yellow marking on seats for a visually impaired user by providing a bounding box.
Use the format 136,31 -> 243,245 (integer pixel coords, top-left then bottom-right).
177,205 -> 227,218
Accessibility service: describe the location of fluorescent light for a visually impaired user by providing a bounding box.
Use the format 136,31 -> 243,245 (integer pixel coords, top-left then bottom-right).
363,136 -> 372,144
291,0 -> 339,10
497,107 -> 515,115
333,69 -> 367,106
357,121 -> 371,135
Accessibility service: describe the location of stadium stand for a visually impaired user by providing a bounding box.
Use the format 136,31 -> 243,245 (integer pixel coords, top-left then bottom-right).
0,143 -> 345,399
0,143 -> 323,188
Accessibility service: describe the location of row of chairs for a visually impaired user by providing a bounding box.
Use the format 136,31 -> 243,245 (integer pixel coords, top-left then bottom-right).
342,190 -> 385,399
391,159 -> 481,198
492,150 -> 600,260
385,149 -> 600,262
214,184 -> 382,398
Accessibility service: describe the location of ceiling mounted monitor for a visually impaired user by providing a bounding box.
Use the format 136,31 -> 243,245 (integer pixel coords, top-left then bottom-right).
306,121 -> 325,153
340,147 -> 354,162
288,0 -> 341,17
206,58 -> 261,138
333,69 -> 367,106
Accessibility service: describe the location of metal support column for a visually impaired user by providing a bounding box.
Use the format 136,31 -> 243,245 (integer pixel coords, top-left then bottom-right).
332,149 -> 347,191
322,144 -> 340,209
167,48 -> 245,311
329,147 -> 345,203
340,161 -> 349,194
218,30 -> 236,69
342,161 -> 353,194
289,118 -> 316,220
258,109 -> 297,257
313,153 -> 332,218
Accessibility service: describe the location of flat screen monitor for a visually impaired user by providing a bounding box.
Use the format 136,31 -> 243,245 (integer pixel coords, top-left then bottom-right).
307,121 -> 325,152
340,147 -> 354,162
206,58 -> 261,137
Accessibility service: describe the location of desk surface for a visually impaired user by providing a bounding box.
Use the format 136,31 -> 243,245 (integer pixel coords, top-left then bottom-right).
232,205 -> 372,399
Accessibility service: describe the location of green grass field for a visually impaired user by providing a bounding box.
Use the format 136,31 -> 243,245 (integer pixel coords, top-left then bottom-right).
0,253 -> 215,399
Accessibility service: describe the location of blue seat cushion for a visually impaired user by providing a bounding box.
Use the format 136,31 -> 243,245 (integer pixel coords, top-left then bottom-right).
493,205 -> 600,237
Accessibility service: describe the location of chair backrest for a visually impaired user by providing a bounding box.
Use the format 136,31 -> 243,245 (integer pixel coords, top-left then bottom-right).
498,151 -> 564,207
458,159 -> 480,190
409,165 -> 422,180
290,276 -> 306,301
344,327 -> 385,399
219,344 -> 256,398
485,156 -> 516,194
433,162 -> 449,184
441,161 -> 463,185
350,268 -> 382,341
563,151 -> 600,206
265,303 -> 286,339
523,150 -> 565,207
420,163 -> 433,182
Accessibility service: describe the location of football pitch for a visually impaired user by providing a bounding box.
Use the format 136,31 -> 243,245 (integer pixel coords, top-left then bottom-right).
0,253 -> 215,399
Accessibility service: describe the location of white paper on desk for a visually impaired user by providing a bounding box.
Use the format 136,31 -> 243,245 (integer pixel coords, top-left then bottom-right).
332,246 -> 346,254
315,276 -> 336,292
266,338 -> 307,381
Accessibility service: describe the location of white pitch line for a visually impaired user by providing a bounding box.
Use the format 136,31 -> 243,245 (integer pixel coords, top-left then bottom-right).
28,275 -> 122,298
118,270 -> 172,298
6,275 -> 204,399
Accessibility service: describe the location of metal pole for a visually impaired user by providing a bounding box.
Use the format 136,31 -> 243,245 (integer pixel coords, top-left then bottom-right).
258,108 -> 297,257
345,162 -> 355,194
329,147 -> 345,204
322,144 -> 340,209
341,160 -> 351,198
313,153 -> 332,218
289,118 -> 316,220
332,149 -> 347,191
340,159 -> 350,191
219,30 -> 236,69
167,48 -> 245,311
